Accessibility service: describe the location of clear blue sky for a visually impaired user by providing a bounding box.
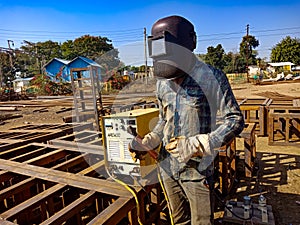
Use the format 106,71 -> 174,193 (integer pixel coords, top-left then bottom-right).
1,0 -> 300,65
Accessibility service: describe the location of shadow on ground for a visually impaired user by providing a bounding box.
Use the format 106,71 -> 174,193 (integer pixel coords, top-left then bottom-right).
214,151 -> 300,224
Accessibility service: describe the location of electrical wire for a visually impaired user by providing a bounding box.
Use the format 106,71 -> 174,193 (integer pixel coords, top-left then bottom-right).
1,25 -> 299,44
156,164 -> 175,225
0,27 -> 144,44
105,167 -> 143,225
129,172 -> 155,210
0,27 -> 143,34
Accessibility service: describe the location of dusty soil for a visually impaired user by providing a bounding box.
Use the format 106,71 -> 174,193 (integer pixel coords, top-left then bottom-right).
222,81 -> 300,225
231,81 -> 300,99
0,80 -> 300,225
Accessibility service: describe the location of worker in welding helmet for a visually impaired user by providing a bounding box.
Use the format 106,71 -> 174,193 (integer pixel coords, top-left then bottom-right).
129,15 -> 244,225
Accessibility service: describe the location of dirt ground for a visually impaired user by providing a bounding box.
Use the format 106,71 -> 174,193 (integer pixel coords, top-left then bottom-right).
0,80 -> 300,225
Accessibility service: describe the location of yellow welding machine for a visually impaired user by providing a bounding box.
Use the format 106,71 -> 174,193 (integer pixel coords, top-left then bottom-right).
101,108 -> 159,179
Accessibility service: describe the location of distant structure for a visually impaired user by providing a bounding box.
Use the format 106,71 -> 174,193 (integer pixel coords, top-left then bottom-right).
248,65 -> 260,76
12,77 -> 34,92
268,62 -> 295,73
44,56 -> 102,82
43,58 -> 71,81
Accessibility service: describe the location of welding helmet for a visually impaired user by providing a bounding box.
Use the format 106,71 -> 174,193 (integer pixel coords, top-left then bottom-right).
148,15 -> 197,79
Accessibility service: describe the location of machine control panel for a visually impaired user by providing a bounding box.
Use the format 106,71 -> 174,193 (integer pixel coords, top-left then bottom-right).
102,108 -> 159,178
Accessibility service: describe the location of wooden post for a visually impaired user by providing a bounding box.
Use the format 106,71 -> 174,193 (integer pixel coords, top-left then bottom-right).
240,123 -> 256,177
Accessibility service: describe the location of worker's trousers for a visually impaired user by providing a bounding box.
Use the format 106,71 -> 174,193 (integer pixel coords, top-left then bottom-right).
161,165 -> 214,225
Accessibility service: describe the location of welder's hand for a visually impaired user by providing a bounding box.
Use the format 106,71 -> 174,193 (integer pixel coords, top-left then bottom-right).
128,132 -> 161,162
142,132 -> 161,150
129,150 -> 147,162
165,136 -> 206,163
128,136 -> 148,162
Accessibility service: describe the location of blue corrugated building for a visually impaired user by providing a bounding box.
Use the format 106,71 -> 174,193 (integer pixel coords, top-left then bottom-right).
44,56 -> 102,82
68,56 -> 102,80
44,58 -> 70,81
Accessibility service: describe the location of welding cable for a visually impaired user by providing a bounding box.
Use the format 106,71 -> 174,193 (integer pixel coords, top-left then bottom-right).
156,165 -> 175,225
105,168 -> 143,225
129,172 -> 155,207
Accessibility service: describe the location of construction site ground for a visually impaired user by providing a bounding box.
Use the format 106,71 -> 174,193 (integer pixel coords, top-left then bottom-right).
0,79 -> 300,225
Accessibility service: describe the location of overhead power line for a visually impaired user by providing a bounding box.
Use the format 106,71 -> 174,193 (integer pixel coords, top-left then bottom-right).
1,25 -> 299,40
0,27 -> 145,45
0,28 -> 143,34
198,31 -> 300,42
1,25 -> 299,59
252,26 -> 300,33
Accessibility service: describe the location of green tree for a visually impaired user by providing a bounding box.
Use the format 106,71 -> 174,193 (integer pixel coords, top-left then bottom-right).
271,36 -> 300,65
129,66 -> 139,73
139,65 -> 146,72
95,48 -> 123,73
21,40 -> 62,74
14,50 -> 36,77
256,57 -> 268,70
223,52 -> 246,74
61,40 -> 76,60
0,52 -> 11,86
239,35 -> 259,69
204,44 -> 226,71
61,35 -> 114,60
38,40 -> 62,62
72,35 -> 113,60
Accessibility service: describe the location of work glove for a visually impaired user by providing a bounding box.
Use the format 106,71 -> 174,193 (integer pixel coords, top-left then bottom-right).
165,134 -> 210,164
128,132 -> 161,162
128,135 -> 148,162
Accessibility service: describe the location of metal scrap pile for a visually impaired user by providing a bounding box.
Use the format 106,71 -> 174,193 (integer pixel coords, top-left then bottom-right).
0,88 -> 30,101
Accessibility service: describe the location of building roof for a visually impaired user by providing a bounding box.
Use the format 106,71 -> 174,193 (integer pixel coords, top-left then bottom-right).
43,58 -> 71,68
68,56 -> 102,68
268,62 -> 295,67
57,58 -> 71,65
12,77 -> 34,82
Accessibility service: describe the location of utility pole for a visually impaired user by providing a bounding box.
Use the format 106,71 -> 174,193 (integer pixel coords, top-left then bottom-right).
246,24 -> 250,83
24,40 -> 40,74
7,40 -> 14,69
144,27 -> 148,84
7,40 -> 14,88
0,61 -> 2,88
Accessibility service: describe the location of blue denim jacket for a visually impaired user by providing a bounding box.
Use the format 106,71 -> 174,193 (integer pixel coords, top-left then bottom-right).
153,59 -> 245,179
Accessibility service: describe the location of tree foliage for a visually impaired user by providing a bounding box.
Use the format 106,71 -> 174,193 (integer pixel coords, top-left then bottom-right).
63,35 -> 114,60
204,44 -> 226,71
30,73 -> 72,95
107,73 -> 130,90
96,48 -> 123,74
0,52 -> 11,85
223,52 -> 246,74
21,40 -> 62,74
239,35 -> 259,66
270,36 -> 300,65
200,34 -> 259,74
61,40 -> 76,60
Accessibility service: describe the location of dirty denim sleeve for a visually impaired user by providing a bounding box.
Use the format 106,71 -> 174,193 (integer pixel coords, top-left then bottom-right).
208,68 -> 245,150
151,80 -> 166,140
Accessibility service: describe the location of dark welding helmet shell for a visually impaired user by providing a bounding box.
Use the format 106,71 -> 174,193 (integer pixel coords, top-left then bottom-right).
150,15 -> 197,80
150,15 -> 196,51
